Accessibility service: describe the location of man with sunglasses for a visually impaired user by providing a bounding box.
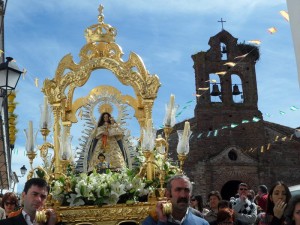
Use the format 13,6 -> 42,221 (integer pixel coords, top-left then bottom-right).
230,183 -> 257,225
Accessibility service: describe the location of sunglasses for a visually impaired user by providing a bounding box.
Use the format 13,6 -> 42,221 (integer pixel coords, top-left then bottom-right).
239,188 -> 248,191
191,199 -> 196,201
5,202 -> 16,206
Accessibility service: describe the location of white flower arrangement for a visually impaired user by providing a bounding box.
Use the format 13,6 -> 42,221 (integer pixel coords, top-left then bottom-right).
51,169 -> 150,206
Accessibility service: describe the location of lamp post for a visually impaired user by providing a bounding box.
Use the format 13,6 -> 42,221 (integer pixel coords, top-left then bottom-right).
20,165 -> 27,177
0,57 -> 22,93
0,56 -> 22,190
11,165 -> 27,191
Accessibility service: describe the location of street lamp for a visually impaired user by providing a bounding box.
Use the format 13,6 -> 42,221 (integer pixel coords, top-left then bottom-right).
0,57 -> 22,92
10,165 -> 27,191
20,165 -> 27,177
0,56 -> 23,191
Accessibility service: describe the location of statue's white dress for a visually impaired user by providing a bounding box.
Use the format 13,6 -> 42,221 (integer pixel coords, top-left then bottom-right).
88,123 -> 125,171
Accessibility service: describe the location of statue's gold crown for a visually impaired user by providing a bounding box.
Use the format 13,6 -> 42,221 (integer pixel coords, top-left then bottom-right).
99,103 -> 113,114
84,5 -> 117,43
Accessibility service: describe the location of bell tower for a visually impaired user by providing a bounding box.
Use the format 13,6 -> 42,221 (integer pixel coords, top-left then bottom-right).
192,30 -> 262,131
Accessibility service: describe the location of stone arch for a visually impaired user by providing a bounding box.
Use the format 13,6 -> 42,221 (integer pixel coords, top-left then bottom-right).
207,30 -> 239,61
212,169 -> 258,197
221,180 -> 241,200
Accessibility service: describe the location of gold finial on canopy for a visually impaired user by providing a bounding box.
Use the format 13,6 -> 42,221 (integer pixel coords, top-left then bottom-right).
84,4 -> 117,43
98,4 -> 104,23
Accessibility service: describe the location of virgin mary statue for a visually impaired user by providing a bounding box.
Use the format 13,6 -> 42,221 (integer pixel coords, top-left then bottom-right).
88,111 -> 126,171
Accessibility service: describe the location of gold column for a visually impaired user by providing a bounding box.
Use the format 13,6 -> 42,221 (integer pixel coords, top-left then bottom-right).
52,103 -> 61,174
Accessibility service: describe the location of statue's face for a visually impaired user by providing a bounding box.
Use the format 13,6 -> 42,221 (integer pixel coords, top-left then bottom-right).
99,156 -> 105,162
103,114 -> 109,122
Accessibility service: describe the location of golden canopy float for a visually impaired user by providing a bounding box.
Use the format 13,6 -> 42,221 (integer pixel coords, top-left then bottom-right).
23,4 -> 190,225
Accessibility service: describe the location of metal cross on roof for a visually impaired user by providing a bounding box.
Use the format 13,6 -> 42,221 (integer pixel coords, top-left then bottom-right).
218,18 -> 226,30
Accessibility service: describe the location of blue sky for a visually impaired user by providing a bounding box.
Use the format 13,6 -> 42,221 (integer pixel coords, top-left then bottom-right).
3,0 -> 300,192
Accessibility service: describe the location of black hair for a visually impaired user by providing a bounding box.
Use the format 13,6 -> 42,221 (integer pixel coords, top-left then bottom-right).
259,185 -> 268,194
98,153 -> 105,159
23,178 -> 49,194
98,112 -> 111,127
266,181 -> 291,215
191,195 -> 204,212
285,195 -> 300,225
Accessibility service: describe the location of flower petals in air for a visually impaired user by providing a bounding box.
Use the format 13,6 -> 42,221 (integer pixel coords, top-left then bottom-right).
22,68 -> 27,79
224,62 -> 236,67
235,53 -> 249,59
35,78 -> 39,87
267,27 -> 277,34
248,40 -> 261,45
198,87 -> 209,91
215,71 -> 227,75
279,10 -> 289,22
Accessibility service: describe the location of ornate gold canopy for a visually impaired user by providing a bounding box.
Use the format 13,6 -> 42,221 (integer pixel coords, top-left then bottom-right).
41,5 -> 161,172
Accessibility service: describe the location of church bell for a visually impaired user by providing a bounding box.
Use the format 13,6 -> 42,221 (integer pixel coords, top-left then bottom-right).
210,84 -> 221,96
232,84 -> 241,95
221,45 -> 227,54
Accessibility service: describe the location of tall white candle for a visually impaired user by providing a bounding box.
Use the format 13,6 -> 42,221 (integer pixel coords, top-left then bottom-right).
166,94 -> 175,126
182,121 -> 190,145
28,120 -> 33,151
42,96 -> 48,128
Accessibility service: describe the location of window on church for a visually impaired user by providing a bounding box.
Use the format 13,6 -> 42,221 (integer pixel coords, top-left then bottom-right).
220,42 -> 228,61
228,150 -> 238,161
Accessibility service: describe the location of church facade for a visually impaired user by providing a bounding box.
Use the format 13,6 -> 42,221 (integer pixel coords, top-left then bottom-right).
167,30 -> 300,200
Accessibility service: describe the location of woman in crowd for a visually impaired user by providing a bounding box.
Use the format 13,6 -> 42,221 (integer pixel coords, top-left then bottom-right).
285,195 -> 300,225
1,192 -> 18,218
259,181 -> 292,225
191,195 -> 208,214
205,191 -> 222,224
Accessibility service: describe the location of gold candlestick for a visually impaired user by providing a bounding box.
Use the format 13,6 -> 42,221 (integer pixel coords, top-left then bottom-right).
38,142 -> 54,172
27,151 -> 37,170
60,160 -> 69,174
40,128 -> 50,142
158,170 -> 167,200
143,151 -> 154,181
177,153 -> 187,172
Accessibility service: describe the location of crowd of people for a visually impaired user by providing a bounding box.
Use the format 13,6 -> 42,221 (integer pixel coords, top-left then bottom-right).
142,176 -> 300,225
0,175 -> 300,225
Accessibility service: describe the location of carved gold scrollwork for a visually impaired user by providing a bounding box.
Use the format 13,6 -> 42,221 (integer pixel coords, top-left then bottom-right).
41,4 -> 161,224
57,203 -> 155,224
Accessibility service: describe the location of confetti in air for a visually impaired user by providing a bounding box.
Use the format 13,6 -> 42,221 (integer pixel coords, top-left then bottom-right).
35,78 -> 39,87
248,40 -> 262,45
223,62 -> 236,67
215,71 -> 227,76
267,27 -> 277,34
279,10 -> 289,22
